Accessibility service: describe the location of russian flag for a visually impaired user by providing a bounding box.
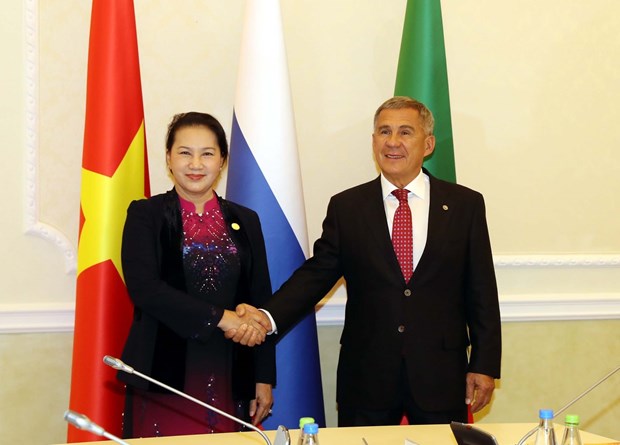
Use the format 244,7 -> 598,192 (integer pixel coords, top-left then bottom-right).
225,0 -> 326,429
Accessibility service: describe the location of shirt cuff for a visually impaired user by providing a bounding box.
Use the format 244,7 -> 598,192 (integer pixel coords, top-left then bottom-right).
259,309 -> 278,335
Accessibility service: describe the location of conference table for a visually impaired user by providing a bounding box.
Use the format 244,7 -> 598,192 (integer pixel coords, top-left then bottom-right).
60,423 -> 619,445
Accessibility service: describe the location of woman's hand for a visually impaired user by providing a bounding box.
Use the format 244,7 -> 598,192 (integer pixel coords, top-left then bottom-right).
223,304 -> 273,347
217,309 -> 266,346
250,383 -> 273,425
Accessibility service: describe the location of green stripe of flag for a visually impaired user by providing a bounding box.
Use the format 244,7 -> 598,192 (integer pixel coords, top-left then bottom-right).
395,0 -> 456,182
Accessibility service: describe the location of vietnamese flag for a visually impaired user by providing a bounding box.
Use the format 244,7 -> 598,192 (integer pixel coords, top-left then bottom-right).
395,0 -> 456,183
67,0 -> 150,441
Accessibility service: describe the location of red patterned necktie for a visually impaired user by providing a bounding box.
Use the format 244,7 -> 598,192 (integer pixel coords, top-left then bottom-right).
391,189 -> 413,281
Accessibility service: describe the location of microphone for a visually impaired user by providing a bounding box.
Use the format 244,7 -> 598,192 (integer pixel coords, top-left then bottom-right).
515,364 -> 620,445
103,355 -> 290,445
64,410 -> 131,445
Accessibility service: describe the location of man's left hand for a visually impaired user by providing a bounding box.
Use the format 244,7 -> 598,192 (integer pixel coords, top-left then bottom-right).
250,383 -> 273,425
465,372 -> 495,413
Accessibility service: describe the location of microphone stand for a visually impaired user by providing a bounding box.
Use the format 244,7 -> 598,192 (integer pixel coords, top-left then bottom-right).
515,365 -> 620,445
64,410 -> 131,445
104,355 -> 276,445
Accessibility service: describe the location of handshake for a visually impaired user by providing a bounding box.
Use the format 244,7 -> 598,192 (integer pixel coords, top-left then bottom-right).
218,304 -> 273,347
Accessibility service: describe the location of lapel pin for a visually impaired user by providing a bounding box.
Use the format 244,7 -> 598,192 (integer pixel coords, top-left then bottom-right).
442,204 -> 449,211
231,223 -> 241,231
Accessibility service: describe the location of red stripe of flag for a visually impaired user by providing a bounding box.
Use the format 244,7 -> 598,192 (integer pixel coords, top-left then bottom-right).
81,0 -> 146,178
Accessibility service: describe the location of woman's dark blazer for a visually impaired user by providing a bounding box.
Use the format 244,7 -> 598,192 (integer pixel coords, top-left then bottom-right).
118,189 -> 275,399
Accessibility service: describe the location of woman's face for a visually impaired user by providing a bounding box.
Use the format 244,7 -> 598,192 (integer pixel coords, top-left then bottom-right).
166,125 -> 224,206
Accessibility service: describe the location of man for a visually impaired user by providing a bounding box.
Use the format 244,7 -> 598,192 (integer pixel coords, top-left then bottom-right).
230,96 -> 501,426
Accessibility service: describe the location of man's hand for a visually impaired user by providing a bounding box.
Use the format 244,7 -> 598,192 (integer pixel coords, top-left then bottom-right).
465,372 -> 496,413
249,383 -> 273,425
217,306 -> 267,347
224,304 -> 272,346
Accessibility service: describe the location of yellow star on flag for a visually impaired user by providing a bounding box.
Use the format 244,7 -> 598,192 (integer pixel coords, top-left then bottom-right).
77,122 -> 147,280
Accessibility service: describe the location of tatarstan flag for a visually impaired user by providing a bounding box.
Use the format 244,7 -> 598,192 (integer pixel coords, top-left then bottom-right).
395,0 -> 456,183
67,0 -> 149,441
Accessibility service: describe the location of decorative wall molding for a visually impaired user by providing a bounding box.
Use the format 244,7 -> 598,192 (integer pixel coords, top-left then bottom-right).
23,0 -> 77,275
497,294 -> 620,321
494,254 -> 620,268
2,293 -> 619,334
0,303 -> 75,333
315,292 -> 620,326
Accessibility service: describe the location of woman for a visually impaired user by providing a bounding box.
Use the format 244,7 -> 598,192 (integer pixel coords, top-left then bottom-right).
118,112 -> 275,438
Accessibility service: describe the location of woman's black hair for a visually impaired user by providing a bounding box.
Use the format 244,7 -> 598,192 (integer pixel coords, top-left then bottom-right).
165,112 -> 228,160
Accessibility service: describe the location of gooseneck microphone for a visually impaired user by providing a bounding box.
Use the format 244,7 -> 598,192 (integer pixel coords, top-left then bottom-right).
64,410 -> 131,445
103,355 -> 288,445
515,364 -> 620,445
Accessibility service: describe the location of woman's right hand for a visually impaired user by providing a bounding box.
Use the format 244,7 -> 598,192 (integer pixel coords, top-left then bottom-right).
217,309 -> 267,346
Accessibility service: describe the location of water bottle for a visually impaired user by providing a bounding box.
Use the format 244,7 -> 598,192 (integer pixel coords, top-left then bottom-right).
299,422 -> 319,445
297,417 -> 315,445
560,414 -> 583,445
533,409 -> 557,445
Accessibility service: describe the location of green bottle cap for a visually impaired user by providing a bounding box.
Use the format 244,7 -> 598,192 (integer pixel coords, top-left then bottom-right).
565,414 -> 580,426
299,417 -> 315,429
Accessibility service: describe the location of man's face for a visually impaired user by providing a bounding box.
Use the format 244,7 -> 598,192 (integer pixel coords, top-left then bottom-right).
372,108 -> 435,188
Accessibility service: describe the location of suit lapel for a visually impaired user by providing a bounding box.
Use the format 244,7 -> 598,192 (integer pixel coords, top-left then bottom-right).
359,177 -> 407,283
159,189 -> 187,291
415,173 -> 454,279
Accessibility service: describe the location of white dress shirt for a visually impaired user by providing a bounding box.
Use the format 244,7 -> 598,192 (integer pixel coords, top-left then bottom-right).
380,170 -> 430,271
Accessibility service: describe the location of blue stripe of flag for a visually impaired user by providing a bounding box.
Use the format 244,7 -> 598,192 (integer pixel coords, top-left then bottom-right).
227,112 -> 326,429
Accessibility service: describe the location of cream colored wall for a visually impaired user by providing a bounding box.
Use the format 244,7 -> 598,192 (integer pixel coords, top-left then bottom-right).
1,0 -> 619,444
319,322 -> 620,440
